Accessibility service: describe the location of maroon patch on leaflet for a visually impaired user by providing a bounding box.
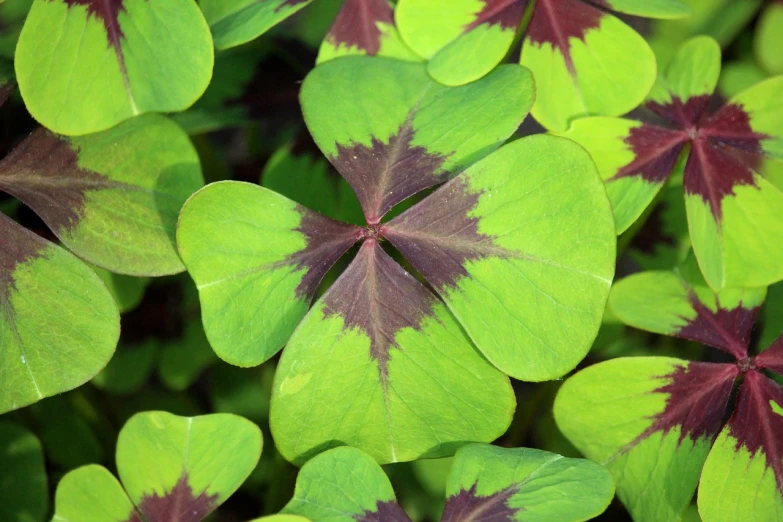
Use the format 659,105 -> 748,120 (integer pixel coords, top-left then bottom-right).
755,335 -> 783,375
611,124 -> 687,184
384,177 -> 511,292
326,0 -> 394,55
59,0 -> 128,48
440,483 -> 520,522
290,208 -> 363,299
125,474 -> 219,522
525,0 -> 604,72
728,370 -> 783,494
644,362 -> 739,443
647,95 -> 712,129
354,500 -> 412,522
331,119 -> 449,224
675,297 -> 757,360
466,0 -> 528,31
321,240 -> 438,384
0,214 -> 47,305
0,129 -> 123,235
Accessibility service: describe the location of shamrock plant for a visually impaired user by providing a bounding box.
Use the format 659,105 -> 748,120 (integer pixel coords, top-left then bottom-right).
0,111 -> 203,414
281,444 -> 615,521
555,255 -> 783,522
178,55 -> 616,464
395,0 -> 690,130
560,36 -> 783,290
51,412 -> 262,522
15,0 -> 214,136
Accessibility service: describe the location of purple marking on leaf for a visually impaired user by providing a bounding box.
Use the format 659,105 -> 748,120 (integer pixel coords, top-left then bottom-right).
384,177 -> 511,292
440,483 -> 520,522
326,0 -> 394,55
642,97 -> 767,220
125,474 -> 219,522
675,296 -> 757,360
0,213 -> 47,305
289,208 -> 363,299
0,128 -> 124,235
756,335 -> 783,375
331,119 -> 449,224
525,0 -> 604,73
727,370 -> 783,494
610,123 -> 687,184
321,240 -> 438,384
643,362 -> 738,444
466,0 -> 528,32
646,95 -> 712,129
354,499 -> 412,522
59,0 -> 128,48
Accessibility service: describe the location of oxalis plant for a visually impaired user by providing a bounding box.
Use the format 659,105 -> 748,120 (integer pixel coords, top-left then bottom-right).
177,55 -> 616,464
556,254 -> 783,522
3,0 -> 783,521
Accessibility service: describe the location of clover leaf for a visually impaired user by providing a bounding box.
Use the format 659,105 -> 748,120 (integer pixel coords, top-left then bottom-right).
559,36 -> 783,290
51,411 -> 262,522
0,422 -> 47,522
15,0 -> 214,136
555,255 -> 783,522
395,0 -> 689,130
200,0 -> 315,50
316,0 -> 421,65
281,444 -> 614,521
178,55 -> 615,464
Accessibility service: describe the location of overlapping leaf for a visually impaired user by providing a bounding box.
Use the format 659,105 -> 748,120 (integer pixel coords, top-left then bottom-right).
0,114 -> 204,276
0,214 -> 119,414
52,412 -> 262,522
182,55 -> 616,463
15,0 -> 214,135
200,0 -> 314,50
281,444 -> 614,521
560,36 -> 783,289
0,422 -> 47,522
756,0 -> 783,75
384,135 -> 616,381
396,0 -> 688,130
316,0 -> 420,65
556,260 -> 783,522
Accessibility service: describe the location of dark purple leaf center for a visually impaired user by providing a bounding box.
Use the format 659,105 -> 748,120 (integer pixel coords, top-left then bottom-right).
617,95 -> 768,220
0,214 -> 46,306
326,0 -> 394,55
440,483 -> 521,522
467,0 -> 529,31
354,499 -> 412,522
58,0 -> 129,50
126,474 -> 219,522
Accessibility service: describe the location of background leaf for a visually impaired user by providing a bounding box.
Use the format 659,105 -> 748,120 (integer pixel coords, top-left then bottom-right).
0,422 -> 47,522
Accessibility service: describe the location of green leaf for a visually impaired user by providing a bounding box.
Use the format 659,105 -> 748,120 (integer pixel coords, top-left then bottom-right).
697,371 -> 783,522
92,341 -> 158,395
177,181 -> 362,367
648,36 -> 721,106
316,0 -> 421,65
34,395 -> 105,470
270,241 -> 515,464
719,60 -> 767,99
385,135 -> 616,381
158,321 -> 216,391
15,0 -> 214,136
200,0 -> 315,50
0,114 -> 204,276
282,446 -> 409,521
300,56 -> 534,223
600,0 -> 690,18
0,214 -> 119,414
0,422 -> 47,522
756,1 -> 783,74
521,0 -> 656,131
52,412 -> 263,522
249,517 -> 310,522
261,142 -> 364,226
442,444 -> 614,521
93,267 -> 150,314
396,0 -> 526,86
608,257 -> 766,357
760,282 -> 783,350
555,356 -> 735,522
